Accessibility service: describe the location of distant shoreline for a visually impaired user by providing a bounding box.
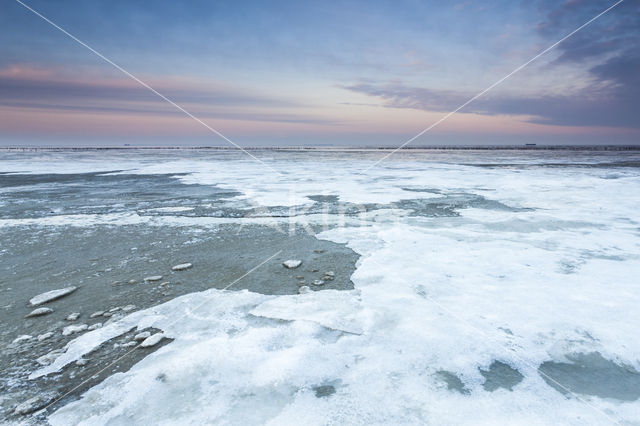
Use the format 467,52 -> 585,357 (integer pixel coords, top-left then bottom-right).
1,145 -> 640,151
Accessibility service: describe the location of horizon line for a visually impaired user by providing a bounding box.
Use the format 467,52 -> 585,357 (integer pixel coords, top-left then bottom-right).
2,145 -> 640,151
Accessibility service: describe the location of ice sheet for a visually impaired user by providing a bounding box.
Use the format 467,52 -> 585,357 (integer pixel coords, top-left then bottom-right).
3,150 -> 640,424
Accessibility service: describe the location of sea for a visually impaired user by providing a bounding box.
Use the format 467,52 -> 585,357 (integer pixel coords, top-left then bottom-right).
1,148 -> 639,425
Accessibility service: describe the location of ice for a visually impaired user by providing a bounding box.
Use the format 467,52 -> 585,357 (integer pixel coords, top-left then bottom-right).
134,331 -> 151,341
140,333 -> 165,348
12,335 -> 32,344
282,259 -> 302,269
3,150 -> 640,424
31,289 -> 271,379
29,286 -> 77,306
144,276 -> 163,282
61,324 -> 88,336
25,307 -> 53,318
250,290 -> 366,335
171,263 -> 192,271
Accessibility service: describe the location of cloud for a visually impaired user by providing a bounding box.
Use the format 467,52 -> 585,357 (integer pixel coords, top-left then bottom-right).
536,0 -> 639,64
0,66 -> 335,125
343,75 -> 638,129
342,0 -> 640,129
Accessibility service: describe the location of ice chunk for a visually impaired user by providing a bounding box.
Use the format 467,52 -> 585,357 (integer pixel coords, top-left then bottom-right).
38,332 -> 53,341
66,312 -> 81,321
134,331 -> 151,341
140,333 -> 165,348
62,324 -> 88,336
282,260 -> 302,269
172,263 -> 192,271
144,275 -> 163,282
37,350 -> 64,366
26,307 -> 53,318
29,286 -> 77,306
13,335 -> 32,344
76,358 -> 89,366
14,395 -> 53,416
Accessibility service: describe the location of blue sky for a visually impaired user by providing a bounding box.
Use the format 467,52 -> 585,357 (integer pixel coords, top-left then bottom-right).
0,0 -> 638,146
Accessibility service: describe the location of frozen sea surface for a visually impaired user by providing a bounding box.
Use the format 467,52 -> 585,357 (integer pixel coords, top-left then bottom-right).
2,149 -> 640,425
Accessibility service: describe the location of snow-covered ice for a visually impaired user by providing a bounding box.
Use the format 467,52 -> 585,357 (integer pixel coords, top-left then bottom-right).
3,149 -> 640,425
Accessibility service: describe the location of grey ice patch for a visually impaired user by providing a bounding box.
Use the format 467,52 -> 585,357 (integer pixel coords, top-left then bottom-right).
401,187 -> 442,194
479,361 -> 524,392
558,258 -> 584,274
314,385 -> 335,398
307,194 -> 340,203
413,284 -> 428,299
313,380 -> 341,398
436,370 -> 470,395
392,193 -> 532,218
538,352 -> 640,401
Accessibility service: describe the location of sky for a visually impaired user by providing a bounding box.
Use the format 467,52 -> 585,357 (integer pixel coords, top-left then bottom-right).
0,0 -> 638,147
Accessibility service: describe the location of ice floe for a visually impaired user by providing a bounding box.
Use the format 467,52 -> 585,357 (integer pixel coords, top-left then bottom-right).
171,263 -> 192,271
282,259 -> 302,269
140,333 -> 165,348
25,307 -> 53,318
61,324 -> 88,336
29,286 -> 77,306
